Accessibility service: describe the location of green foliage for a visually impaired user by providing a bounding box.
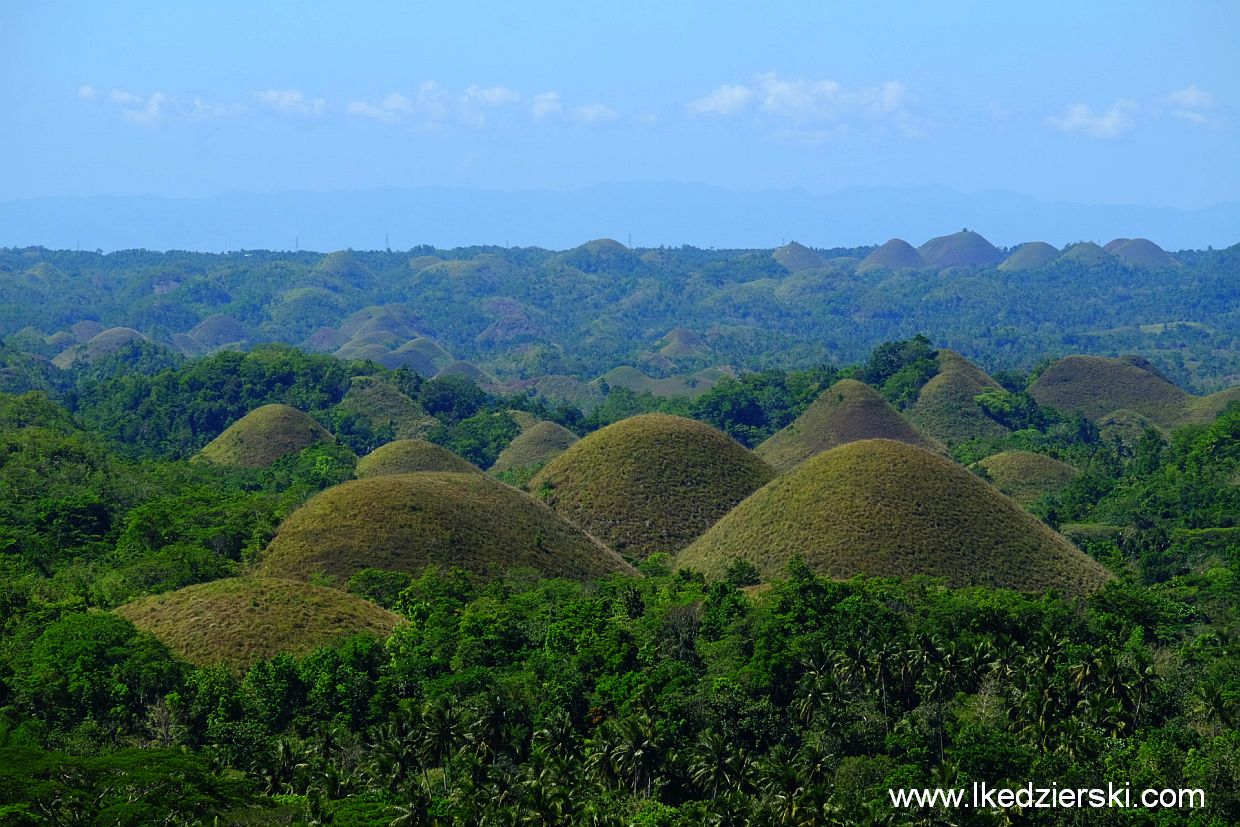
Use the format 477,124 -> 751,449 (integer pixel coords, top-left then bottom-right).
690,367 -> 837,447
16,612 -> 183,733
428,409 -> 520,468
859,334 -> 939,409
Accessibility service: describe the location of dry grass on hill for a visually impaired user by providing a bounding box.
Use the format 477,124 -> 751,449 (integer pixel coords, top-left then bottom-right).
677,439 -> 1112,595
196,404 -> 336,468
356,439 -> 478,477
756,379 -> 942,472
530,413 -> 774,559
259,472 -> 637,585
116,577 -> 404,672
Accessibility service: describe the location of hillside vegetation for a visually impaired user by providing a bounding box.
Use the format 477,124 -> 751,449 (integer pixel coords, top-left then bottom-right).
115,577 -> 404,671
530,414 -> 774,558
1029,355 -> 1240,427
678,439 -> 1111,594
355,438 -> 479,477
490,419 -> 578,474
755,378 -> 941,471
907,350 -> 1010,444
972,450 -> 1079,505
195,403 -> 337,468
259,472 -> 636,584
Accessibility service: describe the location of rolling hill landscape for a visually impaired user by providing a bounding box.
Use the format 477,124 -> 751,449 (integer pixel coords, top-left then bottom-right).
7,4 -> 1240,821
4,244 -> 1239,823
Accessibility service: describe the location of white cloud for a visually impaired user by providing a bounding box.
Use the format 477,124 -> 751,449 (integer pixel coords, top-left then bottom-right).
688,73 -> 910,128
77,84 -> 97,100
1165,85 -> 1213,124
120,92 -> 168,127
1166,85 -> 1212,109
688,84 -> 754,115
573,103 -> 618,123
1045,100 -> 1137,138
464,85 -> 520,107
110,88 -> 142,105
530,92 -> 563,120
254,89 -> 326,116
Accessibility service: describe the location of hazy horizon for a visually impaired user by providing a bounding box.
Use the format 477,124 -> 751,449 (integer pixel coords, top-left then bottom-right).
4,1 -> 1237,212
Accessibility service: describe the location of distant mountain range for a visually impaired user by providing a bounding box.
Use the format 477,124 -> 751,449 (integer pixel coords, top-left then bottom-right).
1,183 -> 1238,252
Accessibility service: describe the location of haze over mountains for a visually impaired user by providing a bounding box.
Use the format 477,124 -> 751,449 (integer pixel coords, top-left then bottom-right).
4,183 -> 1239,252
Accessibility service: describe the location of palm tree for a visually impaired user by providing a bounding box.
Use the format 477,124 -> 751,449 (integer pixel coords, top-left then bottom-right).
689,731 -> 746,799
419,696 -> 463,793
597,714 -> 665,796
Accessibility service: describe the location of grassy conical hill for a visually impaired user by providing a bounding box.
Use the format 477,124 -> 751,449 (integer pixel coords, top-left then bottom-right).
71,320 -> 105,343
52,327 -> 147,368
1103,238 -> 1132,253
335,377 -> 436,439
507,410 -> 541,431
529,414 -> 774,559
188,315 -> 251,349
907,350 -> 1009,444
196,404 -> 335,468
972,450 -> 1078,506
1028,355 -> 1191,426
756,379 -> 941,472
334,343 -> 392,364
377,345 -> 439,375
857,239 -> 926,273
491,420 -> 579,474
1109,238 -> 1181,269
259,473 -> 636,584
919,230 -> 1003,268
116,578 -> 403,672
677,439 -> 1111,594
312,249 -> 374,290
553,239 -> 650,274
1098,409 -> 1168,445
999,242 -> 1059,272
1057,242 -> 1114,266
356,439 -> 478,477
658,328 -> 710,359
436,360 -> 493,383
339,306 -> 413,341
773,242 -> 826,272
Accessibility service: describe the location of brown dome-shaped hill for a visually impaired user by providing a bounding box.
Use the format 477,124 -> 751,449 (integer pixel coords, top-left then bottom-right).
1103,238 -> 1132,253
196,404 -> 336,468
259,473 -> 636,584
491,420 -> 579,474
1097,409 -> 1169,445
333,377 -> 436,440
188,315 -> 251,349
356,439 -> 478,477
116,578 -> 403,672
1028,355 -> 1191,426
529,414 -> 775,559
857,239 -> 926,273
436,360 -> 493,383
53,327 -> 147,368
71,320 -> 106,343
376,340 -> 442,375
907,350 -> 1010,444
972,450 -> 1078,506
999,242 -> 1059,272
773,242 -> 826,272
1057,242 -> 1114,266
658,328 -> 710,359
1108,238 -> 1181,269
677,439 -> 1111,594
756,379 -> 941,472
919,230 -> 1004,268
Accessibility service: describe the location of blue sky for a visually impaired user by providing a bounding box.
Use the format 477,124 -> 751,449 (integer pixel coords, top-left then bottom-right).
3,0 -> 1237,207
